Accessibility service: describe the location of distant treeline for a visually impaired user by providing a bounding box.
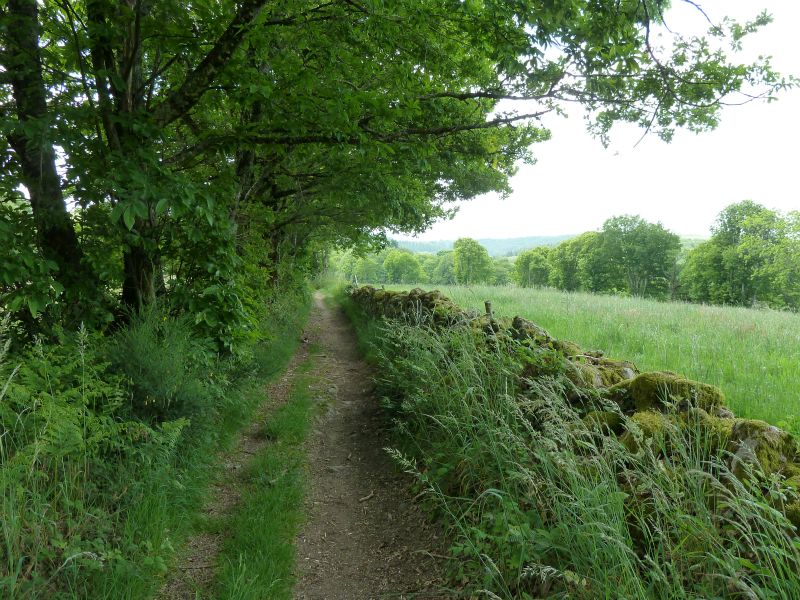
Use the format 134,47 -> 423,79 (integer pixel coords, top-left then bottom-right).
395,234 -> 575,256
332,201 -> 800,310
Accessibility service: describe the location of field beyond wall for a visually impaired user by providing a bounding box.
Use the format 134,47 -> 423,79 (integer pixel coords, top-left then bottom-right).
390,284 -> 800,427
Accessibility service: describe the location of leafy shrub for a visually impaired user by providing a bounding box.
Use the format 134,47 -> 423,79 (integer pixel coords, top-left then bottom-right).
0,313 -> 189,597
107,304 -> 218,421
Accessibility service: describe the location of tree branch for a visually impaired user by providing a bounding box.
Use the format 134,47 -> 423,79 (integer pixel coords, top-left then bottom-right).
163,110 -> 548,166
151,0 -> 267,127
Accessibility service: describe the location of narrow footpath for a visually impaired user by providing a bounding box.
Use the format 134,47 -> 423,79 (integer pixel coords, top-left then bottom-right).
293,293 -> 449,599
160,293 -> 449,599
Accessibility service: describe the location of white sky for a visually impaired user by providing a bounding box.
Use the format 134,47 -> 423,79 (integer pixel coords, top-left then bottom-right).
399,1 -> 800,241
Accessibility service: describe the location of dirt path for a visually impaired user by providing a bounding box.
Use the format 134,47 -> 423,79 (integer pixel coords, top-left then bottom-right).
293,293 -> 450,599
159,331 -> 312,599
160,293 -> 449,599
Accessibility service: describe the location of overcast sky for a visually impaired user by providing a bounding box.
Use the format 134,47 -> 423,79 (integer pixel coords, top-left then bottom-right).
398,0 -> 799,241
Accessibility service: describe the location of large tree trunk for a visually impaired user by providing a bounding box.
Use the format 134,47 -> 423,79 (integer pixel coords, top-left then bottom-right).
3,0 -> 93,298
121,243 -> 158,308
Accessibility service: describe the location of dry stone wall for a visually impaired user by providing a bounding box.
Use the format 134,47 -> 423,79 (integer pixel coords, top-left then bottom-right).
349,285 -> 800,528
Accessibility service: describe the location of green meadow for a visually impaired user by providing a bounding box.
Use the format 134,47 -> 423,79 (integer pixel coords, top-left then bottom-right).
392,284 -> 800,426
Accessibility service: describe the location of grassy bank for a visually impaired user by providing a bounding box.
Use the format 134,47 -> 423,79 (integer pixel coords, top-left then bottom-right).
0,291 -> 310,598
339,287 -> 800,599
214,355 -> 320,599
388,284 -> 800,426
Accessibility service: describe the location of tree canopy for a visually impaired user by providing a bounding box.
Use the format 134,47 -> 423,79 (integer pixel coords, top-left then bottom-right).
681,201 -> 800,308
1,0 -> 789,347
453,238 -> 494,285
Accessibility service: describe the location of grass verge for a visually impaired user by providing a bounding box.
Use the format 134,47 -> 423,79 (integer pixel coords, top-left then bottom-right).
338,288 -> 800,599
213,354 -> 320,599
91,296 -> 312,599
0,292 -> 311,599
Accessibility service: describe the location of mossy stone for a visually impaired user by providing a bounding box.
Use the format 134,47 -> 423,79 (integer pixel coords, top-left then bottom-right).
679,407 -> 734,452
727,419 -> 799,479
583,410 -> 625,435
620,411 -> 674,453
553,339 -> 583,357
565,361 -> 603,388
592,357 -> 638,386
783,463 -> 800,479
785,502 -> 800,529
609,371 -> 725,413
510,316 -> 553,346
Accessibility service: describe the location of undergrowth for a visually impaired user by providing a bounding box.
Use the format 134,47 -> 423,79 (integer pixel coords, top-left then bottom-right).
0,289 -> 310,598
339,291 -> 800,599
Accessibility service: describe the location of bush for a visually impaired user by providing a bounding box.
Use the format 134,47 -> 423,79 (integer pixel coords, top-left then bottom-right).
0,313 -> 189,597
107,305 -> 218,421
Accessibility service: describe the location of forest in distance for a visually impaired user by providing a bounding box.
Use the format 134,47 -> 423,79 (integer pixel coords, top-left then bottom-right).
332,200 -> 800,311
2,0 -> 800,597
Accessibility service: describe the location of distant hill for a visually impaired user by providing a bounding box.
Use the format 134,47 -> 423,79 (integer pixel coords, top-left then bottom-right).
395,233 -> 708,257
395,235 -> 576,257
680,237 -> 708,251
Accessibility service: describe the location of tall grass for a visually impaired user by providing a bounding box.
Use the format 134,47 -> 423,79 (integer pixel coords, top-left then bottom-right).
342,297 -> 800,598
390,284 -> 800,426
0,290 -> 310,598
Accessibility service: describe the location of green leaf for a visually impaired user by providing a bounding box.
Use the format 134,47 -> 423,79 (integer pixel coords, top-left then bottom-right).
111,203 -> 125,224
123,206 -> 136,230
155,198 -> 169,215
27,295 -> 46,317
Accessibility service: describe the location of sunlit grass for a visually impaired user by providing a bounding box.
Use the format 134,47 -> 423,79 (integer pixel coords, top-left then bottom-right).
215,362 -> 318,600
341,290 -> 800,598
391,284 -> 800,425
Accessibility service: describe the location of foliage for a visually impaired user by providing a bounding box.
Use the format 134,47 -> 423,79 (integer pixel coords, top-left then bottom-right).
491,258 -> 513,286
0,287 -> 310,597
106,305 -> 218,421
1,0 -> 788,340
383,250 -> 425,284
0,199 -> 63,321
600,215 -> 681,298
453,238 -> 494,285
680,201 -> 800,309
432,251 -> 457,286
548,232 -> 600,292
514,247 -> 551,288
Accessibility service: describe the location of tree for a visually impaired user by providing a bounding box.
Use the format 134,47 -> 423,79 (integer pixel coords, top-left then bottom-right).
492,258 -> 513,286
549,233 -> 601,292
354,256 -> 386,284
453,239 -> 493,285
715,201 -> 783,305
383,250 -> 424,284
420,254 -> 440,283
2,1 -> 97,309
680,201 -> 799,308
514,247 -> 552,288
432,251 -> 457,285
0,0 -> 787,343
679,240 -> 722,304
599,215 -> 681,297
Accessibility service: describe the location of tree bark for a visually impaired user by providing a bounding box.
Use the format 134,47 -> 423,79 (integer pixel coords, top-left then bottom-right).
3,0 -> 93,298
